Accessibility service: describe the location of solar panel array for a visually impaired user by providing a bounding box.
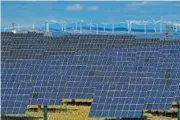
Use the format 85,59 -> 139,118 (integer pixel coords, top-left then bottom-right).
1,33 -> 34,114
89,42 -> 180,118
1,32 -> 180,118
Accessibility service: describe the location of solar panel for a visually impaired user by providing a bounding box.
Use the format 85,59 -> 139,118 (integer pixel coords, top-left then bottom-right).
63,48 -> 133,99
28,58 -> 67,105
1,32 -> 180,116
1,58 -> 33,114
1,33 -> 60,113
1,81 -> 32,114
145,81 -> 178,110
89,84 -> 149,118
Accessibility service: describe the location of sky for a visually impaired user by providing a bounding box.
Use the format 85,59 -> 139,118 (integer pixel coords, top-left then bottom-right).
1,1 -> 180,28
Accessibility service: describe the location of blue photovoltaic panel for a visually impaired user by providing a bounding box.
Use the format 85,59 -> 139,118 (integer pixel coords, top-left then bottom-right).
28,58 -> 67,105
1,32 -> 180,115
1,57 -> 33,114
63,45 -> 136,99
89,84 -> 149,118
1,81 -> 32,114
145,81 -> 178,110
1,33 -> 67,114
89,43 -> 180,117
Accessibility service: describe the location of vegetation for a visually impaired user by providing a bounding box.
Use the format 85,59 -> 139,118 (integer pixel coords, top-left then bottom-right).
2,100 -> 178,120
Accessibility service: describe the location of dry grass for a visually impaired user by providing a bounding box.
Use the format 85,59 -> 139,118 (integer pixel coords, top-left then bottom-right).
150,116 -> 177,120
4,105 -> 178,120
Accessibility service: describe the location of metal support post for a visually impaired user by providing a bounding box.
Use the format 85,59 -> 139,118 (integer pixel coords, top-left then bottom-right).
178,108 -> 180,120
43,105 -> 48,120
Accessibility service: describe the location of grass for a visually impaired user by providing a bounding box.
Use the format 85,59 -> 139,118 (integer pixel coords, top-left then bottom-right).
150,116 -> 177,120
3,101 -> 179,120
27,105 -> 103,120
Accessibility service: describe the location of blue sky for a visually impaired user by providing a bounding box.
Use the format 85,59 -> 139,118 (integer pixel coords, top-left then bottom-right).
1,1 -> 180,28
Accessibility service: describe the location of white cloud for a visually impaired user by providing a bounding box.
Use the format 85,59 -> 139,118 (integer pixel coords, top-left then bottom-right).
65,4 -> 99,12
65,4 -> 83,11
87,6 -> 98,11
127,1 -> 149,7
